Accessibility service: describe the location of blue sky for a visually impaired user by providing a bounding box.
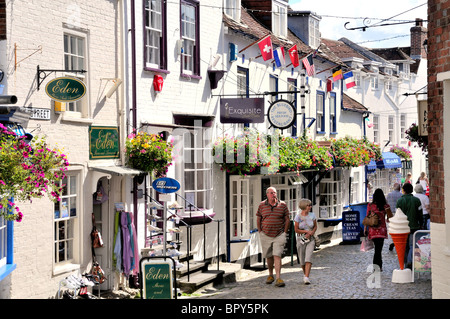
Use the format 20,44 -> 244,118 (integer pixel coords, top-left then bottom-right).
289,0 -> 427,48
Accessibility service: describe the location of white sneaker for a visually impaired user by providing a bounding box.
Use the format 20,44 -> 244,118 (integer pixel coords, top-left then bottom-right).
303,277 -> 311,285
148,224 -> 162,232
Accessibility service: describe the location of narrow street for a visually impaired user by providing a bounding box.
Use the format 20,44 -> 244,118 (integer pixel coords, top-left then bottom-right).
182,238 -> 431,299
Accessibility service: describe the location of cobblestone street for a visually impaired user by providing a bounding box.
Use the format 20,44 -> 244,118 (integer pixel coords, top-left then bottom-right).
182,238 -> 432,299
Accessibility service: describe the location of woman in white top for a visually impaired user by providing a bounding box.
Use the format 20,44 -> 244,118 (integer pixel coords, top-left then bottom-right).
418,172 -> 429,192
294,198 -> 317,285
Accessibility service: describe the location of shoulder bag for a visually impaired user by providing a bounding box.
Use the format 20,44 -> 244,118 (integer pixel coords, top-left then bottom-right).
362,206 -> 379,227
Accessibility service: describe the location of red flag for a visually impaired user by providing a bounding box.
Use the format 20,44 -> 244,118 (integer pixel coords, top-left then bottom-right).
288,45 -> 300,68
327,79 -> 333,92
257,35 -> 273,61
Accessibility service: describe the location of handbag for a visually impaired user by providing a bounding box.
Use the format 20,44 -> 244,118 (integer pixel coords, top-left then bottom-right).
385,206 -> 394,219
91,261 -> 106,284
298,233 -> 310,245
360,238 -> 374,252
362,212 -> 379,227
90,213 -> 103,248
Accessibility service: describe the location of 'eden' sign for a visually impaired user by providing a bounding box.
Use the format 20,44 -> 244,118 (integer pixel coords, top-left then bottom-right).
45,77 -> 86,102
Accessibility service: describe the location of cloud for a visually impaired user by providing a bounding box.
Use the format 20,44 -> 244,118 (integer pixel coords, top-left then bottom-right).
289,0 -> 427,48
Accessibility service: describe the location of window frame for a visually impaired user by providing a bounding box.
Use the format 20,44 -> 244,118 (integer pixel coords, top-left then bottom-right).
316,90 -> 325,133
272,1 -> 288,38
63,31 -> 87,117
53,171 -> 80,273
0,201 -> 16,282
329,91 -> 337,134
224,0 -> 241,22
287,78 -> 298,137
143,0 -> 168,73
373,114 -> 380,144
180,0 -> 201,78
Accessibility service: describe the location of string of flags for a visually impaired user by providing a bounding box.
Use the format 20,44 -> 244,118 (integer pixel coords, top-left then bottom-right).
238,34 -> 357,91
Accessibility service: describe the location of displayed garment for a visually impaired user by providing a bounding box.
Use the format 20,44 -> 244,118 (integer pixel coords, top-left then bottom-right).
113,211 -> 138,277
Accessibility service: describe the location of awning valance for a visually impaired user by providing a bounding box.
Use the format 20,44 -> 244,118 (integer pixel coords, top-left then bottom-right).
90,165 -> 144,176
367,152 -> 402,171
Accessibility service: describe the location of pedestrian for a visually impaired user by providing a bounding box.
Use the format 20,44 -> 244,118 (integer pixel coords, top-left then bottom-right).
414,184 -> 430,230
403,172 -> 413,185
396,182 -> 423,269
417,172 -> 429,196
386,183 -> 402,251
364,188 -> 389,272
257,186 -> 290,287
294,198 -> 317,285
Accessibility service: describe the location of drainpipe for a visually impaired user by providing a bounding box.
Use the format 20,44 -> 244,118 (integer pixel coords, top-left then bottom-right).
363,111 -> 370,202
130,0 -> 138,226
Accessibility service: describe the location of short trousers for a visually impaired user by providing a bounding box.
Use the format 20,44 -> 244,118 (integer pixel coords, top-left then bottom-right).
296,236 -> 315,265
259,232 -> 286,258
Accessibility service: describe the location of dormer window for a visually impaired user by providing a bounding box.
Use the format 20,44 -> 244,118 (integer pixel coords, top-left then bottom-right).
224,0 -> 241,22
273,1 -> 287,38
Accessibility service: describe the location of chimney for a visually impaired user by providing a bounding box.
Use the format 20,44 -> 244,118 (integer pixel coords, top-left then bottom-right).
410,18 -> 427,59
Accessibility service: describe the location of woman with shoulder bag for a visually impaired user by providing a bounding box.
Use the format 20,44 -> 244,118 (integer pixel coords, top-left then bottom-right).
294,199 -> 317,285
364,188 -> 390,271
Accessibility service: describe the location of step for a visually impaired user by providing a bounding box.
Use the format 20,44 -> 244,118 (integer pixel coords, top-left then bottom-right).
177,270 -> 225,294
175,260 -> 208,278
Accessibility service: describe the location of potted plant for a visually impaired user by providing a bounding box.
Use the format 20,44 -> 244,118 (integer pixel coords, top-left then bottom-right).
125,131 -> 173,177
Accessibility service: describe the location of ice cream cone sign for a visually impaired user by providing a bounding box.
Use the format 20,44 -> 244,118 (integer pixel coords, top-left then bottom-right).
389,208 -> 410,270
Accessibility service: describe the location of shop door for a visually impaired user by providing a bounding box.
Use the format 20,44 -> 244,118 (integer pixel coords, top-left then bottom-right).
92,178 -> 111,290
229,177 -> 250,241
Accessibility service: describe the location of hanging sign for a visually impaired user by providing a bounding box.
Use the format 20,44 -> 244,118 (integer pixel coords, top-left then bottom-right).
220,98 -> 265,123
267,99 -> 296,129
152,177 -> 181,194
417,100 -> 428,136
141,258 -> 174,299
45,77 -> 86,102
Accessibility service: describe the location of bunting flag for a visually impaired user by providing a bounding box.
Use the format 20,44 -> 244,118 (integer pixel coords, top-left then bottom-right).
343,71 -> 356,89
257,35 -> 273,61
332,68 -> 343,82
302,55 -> 315,76
273,47 -> 285,68
288,45 -> 300,68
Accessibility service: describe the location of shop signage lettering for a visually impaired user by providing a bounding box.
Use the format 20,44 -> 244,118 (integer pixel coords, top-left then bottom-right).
89,126 -> 120,159
342,211 -> 360,243
267,99 -> 296,129
141,260 -> 173,299
45,77 -> 86,102
152,177 -> 181,194
220,98 -> 265,123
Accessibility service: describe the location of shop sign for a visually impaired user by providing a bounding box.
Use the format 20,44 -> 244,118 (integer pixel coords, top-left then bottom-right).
417,100 -> 428,136
45,77 -> 86,102
267,99 -> 296,129
152,177 -> 181,194
220,98 -> 265,123
141,259 -> 173,299
89,126 -> 120,159
342,211 -> 360,243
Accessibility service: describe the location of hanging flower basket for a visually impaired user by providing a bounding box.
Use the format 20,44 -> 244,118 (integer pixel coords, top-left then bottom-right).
125,131 -> 173,177
389,144 -> 412,160
0,123 -> 69,222
405,123 -> 428,153
330,136 -> 381,168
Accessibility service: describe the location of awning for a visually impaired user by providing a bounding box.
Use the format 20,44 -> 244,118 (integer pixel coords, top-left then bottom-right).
367,152 -> 402,171
90,165 -> 143,176
89,165 -> 144,193
376,152 -> 402,169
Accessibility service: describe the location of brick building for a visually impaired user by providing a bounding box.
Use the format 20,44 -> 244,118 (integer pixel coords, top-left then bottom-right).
428,0 -> 450,298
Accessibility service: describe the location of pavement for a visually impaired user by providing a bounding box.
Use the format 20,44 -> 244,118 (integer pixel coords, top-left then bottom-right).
181,238 -> 432,299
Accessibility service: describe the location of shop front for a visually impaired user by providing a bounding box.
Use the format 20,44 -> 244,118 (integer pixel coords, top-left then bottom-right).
366,152 -> 403,200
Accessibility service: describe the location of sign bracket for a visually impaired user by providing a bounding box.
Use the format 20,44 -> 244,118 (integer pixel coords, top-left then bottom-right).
36,65 -> 87,91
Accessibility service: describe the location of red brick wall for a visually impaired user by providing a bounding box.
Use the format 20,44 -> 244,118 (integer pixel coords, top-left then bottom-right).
0,0 -> 6,40
428,0 -> 450,224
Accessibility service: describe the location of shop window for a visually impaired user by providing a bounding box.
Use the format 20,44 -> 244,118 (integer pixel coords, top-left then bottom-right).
63,32 -> 87,117
319,169 -> 343,219
180,0 -> 200,77
54,172 -> 80,269
144,0 -> 168,71
230,178 -> 250,240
